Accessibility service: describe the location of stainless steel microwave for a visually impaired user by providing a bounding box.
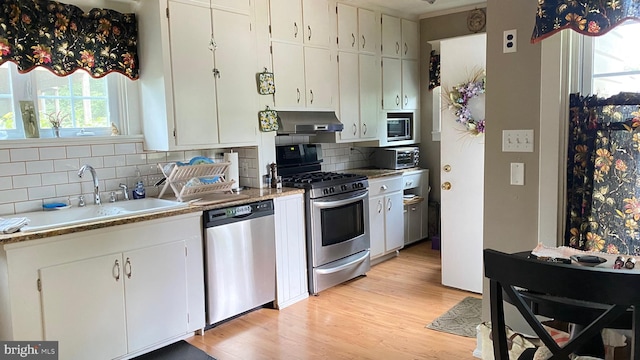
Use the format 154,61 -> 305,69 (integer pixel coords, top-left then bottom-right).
386,117 -> 412,141
374,147 -> 420,170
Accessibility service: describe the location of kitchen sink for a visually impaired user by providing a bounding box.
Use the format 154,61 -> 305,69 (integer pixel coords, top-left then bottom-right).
19,198 -> 189,232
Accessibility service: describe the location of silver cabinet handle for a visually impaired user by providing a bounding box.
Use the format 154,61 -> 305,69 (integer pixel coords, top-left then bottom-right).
362,35 -> 365,49
352,33 -> 356,47
294,22 -> 298,38
395,41 -> 400,54
352,123 -> 357,136
396,95 -> 400,106
296,88 -> 301,103
405,95 -> 408,106
362,123 -> 367,135
308,25 -> 312,41
387,198 -> 392,211
125,257 -> 132,279
309,89 -> 314,104
404,43 -> 408,55
381,184 -> 388,191
113,259 -> 120,281
377,199 -> 383,213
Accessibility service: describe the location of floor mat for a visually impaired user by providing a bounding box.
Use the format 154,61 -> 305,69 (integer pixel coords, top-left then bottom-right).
426,297 -> 482,338
133,340 -> 215,360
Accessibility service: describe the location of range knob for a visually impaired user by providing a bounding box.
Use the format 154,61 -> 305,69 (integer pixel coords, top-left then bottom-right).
341,185 -> 348,191
330,187 -> 335,194
323,188 -> 330,195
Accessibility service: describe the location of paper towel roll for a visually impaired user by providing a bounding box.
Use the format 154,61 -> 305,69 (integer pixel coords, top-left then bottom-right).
224,152 -> 239,190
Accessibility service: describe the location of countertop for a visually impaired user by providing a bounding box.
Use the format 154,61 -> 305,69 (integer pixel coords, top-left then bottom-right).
345,167 -> 427,179
0,187 -> 305,246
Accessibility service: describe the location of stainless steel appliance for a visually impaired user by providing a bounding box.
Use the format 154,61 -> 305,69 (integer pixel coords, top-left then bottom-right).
276,144 -> 370,295
386,114 -> 412,142
204,200 -> 275,325
374,146 -> 420,170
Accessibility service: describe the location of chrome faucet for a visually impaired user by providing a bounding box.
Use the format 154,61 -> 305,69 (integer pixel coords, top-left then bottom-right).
78,164 -> 101,205
119,183 -> 129,200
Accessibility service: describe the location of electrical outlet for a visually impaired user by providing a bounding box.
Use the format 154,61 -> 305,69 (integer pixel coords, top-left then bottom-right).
148,174 -> 165,187
503,29 -> 517,53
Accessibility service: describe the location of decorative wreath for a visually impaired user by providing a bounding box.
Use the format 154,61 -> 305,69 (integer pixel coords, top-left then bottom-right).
445,70 -> 486,136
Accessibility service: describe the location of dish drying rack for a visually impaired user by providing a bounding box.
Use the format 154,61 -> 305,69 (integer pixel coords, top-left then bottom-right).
157,162 -> 235,202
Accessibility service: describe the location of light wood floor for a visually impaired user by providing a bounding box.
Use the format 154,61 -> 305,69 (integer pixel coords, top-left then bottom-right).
187,240 -> 481,360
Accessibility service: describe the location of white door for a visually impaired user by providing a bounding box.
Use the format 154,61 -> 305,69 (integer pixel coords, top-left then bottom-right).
337,3 -> 357,51
213,9 -> 258,144
358,8 -> 377,54
269,0 -> 303,43
271,42 -> 306,108
168,0 -> 219,147
381,14 -> 401,57
124,241 -> 187,352
440,34 -> 486,293
304,47 -> 332,109
359,53 -> 379,139
40,254 -> 127,360
337,51 -> 359,140
382,57 -> 401,110
402,59 -> 419,109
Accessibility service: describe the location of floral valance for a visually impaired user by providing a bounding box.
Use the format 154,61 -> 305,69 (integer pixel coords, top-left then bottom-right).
566,92 -> 640,255
0,0 -> 138,80
532,0 -> 640,44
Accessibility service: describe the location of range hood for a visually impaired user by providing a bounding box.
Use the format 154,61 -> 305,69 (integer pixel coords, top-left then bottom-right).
276,111 -> 343,135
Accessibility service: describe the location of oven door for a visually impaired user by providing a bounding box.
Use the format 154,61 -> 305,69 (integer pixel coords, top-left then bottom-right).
309,189 -> 370,267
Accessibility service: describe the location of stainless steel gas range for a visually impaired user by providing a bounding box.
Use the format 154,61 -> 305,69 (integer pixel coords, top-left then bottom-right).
276,144 -> 370,295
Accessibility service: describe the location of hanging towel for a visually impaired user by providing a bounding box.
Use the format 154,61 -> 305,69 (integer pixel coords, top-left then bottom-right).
0,217 -> 30,234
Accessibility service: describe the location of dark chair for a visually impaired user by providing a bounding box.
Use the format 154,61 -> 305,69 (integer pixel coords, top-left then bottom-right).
484,249 -> 640,360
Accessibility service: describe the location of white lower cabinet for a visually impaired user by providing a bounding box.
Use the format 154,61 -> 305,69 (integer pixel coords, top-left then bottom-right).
1,213 -> 204,360
274,193 -> 309,309
368,175 -> 404,262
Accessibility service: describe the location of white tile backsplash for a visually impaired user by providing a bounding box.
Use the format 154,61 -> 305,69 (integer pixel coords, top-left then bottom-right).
27,186 -> 55,200
0,162 -> 26,176
0,177 -> 12,190
91,144 -> 115,156
14,174 -> 42,188
41,172 -> 68,186
26,160 -> 54,174
0,150 -> 9,163
0,189 -> 28,204
39,147 -> 67,160
115,143 -> 136,155
54,159 -> 80,172
10,148 -> 39,161
66,145 -> 91,158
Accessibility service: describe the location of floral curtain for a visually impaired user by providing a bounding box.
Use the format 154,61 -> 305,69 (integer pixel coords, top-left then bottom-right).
532,0 -> 640,44
428,50 -> 440,90
0,0 -> 138,80
566,93 -> 640,255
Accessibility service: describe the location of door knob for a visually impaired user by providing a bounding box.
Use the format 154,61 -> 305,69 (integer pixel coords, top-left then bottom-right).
442,182 -> 452,190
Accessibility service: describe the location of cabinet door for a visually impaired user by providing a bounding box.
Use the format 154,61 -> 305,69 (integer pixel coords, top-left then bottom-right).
358,8 -> 378,54
168,0 -> 219,147
124,241 -> 187,352
338,51 -> 359,140
213,9 -> 258,144
40,254 -> 127,360
401,19 -> 419,59
385,192 -> 405,251
304,47 -> 333,109
382,57 -> 401,110
381,14 -> 401,57
369,196 -> 385,258
402,59 -> 419,109
302,0 -> 329,47
269,0 -> 303,43
407,202 -> 423,243
359,53 -> 379,139
272,42 -> 306,108
211,0 -> 250,13
337,3 -> 358,51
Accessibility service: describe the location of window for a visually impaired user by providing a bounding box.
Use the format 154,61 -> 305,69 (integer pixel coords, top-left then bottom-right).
0,62 -> 123,140
583,22 -> 640,97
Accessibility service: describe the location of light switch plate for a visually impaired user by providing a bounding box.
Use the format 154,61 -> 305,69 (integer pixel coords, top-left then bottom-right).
510,163 -> 524,186
502,129 -> 534,152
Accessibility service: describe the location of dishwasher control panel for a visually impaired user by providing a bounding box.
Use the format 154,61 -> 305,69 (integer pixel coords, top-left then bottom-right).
205,200 -> 274,226
226,205 -> 251,217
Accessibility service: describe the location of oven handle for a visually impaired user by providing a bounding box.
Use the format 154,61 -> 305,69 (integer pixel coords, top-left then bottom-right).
312,189 -> 368,208
315,250 -> 369,275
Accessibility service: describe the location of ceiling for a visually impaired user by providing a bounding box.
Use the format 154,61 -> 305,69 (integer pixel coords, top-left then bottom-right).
361,0 -> 486,17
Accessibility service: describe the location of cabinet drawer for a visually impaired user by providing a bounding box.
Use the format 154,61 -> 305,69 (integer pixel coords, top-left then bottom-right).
368,175 -> 403,197
403,172 -> 422,190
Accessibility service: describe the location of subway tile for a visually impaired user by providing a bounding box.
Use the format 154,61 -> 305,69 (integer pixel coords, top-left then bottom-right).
66,145 -> 91,158
0,176 -> 12,190
0,188 -> 28,203
13,174 -> 42,188
103,155 -> 126,168
0,203 -> 15,216
126,153 -> 147,166
166,151 -> 185,162
10,148 -> 39,162
79,157 -> 104,169
54,158 -> 80,172
135,142 -> 144,153
0,150 -> 9,163
55,183 -> 82,197
41,172 -> 68,186
115,143 -> 136,155
244,147 -> 258,159
91,144 -> 115,156
95,167 -> 116,180
39,146 -> 67,160
115,165 -> 137,179
15,200 -> 43,214
28,186 -> 56,200
145,152 -> 166,164
0,162 -> 26,176
26,160 -> 53,174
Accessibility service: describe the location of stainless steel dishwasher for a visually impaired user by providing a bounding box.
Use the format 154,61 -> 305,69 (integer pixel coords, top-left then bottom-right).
204,200 -> 276,325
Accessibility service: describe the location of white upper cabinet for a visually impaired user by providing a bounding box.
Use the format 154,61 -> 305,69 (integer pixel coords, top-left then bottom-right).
402,59 -> 419,109
304,47 -> 333,109
401,19 -> 419,60
382,57 -> 401,110
270,0 -> 329,47
359,53 -> 379,138
137,0 -> 258,151
269,0 -> 303,43
337,3 -> 358,51
358,8 -> 378,54
211,0 -> 250,13
381,14 -> 401,57
271,42 -> 306,109
337,51 -> 359,140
